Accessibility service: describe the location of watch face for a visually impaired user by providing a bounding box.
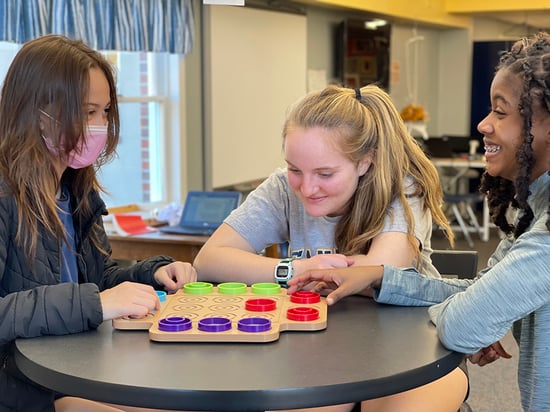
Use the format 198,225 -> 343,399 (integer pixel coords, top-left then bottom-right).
276,267 -> 289,279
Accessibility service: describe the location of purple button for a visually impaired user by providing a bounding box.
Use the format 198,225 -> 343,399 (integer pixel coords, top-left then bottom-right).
238,317 -> 271,333
198,317 -> 232,332
158,316 -> 192,332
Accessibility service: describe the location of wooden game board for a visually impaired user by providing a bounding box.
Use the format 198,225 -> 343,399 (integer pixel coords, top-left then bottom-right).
112,282 -> 327,343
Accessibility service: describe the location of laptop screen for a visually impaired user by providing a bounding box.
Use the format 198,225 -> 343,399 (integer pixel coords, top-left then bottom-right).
180,191 -> 241,229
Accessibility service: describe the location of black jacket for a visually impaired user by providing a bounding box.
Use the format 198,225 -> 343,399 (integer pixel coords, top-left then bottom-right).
0,176 -> 174,411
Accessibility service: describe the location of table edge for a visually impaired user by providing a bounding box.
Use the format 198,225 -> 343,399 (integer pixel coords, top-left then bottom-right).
14,341 -> 464,411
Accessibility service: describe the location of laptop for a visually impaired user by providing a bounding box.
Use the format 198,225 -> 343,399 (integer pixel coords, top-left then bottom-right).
160,191 -> 242,235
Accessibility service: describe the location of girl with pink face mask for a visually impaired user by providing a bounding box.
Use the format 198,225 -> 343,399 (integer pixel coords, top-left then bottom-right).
0,35 -> 197,412
40,108 -> 109,170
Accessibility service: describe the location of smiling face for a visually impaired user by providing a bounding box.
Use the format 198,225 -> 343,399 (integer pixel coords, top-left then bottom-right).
284,126 -> 371,217
477,69 -> 550,181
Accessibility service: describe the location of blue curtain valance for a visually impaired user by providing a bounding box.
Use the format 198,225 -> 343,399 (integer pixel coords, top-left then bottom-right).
0,0 -> 194,54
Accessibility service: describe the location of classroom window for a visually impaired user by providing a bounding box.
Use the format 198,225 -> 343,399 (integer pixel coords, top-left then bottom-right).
99,51 -> 172,207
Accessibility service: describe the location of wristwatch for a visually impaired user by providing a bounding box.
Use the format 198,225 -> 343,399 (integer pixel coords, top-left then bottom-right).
274,257 -> 295,287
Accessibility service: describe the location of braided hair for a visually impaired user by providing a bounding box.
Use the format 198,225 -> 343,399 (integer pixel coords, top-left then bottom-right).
479,32 -> 550,236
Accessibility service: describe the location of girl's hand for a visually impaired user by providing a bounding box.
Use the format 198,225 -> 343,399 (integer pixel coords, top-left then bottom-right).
100,281 -> 160,320
287,265 -> 384,305
291,254 -> 354,293
154,261 -> 197,292
467,341 -> 512,366
293,253 -> 354,274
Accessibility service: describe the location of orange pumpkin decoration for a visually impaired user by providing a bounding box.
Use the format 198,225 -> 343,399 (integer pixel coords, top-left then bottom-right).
400,104 -> 428,122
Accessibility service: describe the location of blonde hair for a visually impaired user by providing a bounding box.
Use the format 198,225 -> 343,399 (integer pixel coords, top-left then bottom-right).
283,84 -> 453,260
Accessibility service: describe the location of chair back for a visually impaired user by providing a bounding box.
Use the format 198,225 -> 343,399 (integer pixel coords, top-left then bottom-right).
431,249 -> 478,279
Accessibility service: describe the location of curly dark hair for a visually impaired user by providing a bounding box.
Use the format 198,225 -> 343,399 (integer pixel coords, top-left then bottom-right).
479,32 -> 550,236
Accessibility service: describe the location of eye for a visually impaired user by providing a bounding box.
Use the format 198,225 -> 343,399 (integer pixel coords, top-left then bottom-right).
489,105 -> 506,117
318,172 -> 333,178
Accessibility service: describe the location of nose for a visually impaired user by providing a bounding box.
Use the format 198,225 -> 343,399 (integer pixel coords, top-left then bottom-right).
477,113 -> 494,135
300,175 -> 318,196
477,113 -> 492,136
89,112 -> 108,126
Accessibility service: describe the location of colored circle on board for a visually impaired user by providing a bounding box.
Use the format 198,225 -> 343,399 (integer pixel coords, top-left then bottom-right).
287,307 -> 319,322
238,317 -> 272,333
156,290 -> 167,302
245,298 -> 277,312
290,291 -> 320,304
250,282 -> 281,295
158,316 -> 192,332
218,282 -> 247,295
184,281 -> 214,295
198,317 -> 232,332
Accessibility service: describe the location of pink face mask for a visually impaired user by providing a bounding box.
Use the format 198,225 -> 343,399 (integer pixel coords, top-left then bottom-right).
67,125 -> 108,169
42,123 -> 108,169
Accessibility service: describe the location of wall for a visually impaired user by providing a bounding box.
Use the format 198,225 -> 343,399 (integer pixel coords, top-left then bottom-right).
204,5 -> 307,189
390,25 -> 445,136
298,5 -> 474,136
183,2 -> 205,192
436,28 -> 473,136
275,3 -> 473,139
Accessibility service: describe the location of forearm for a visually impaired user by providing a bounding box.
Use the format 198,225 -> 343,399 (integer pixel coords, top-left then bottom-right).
374,265 -> 468,306
195,246 -> 280,285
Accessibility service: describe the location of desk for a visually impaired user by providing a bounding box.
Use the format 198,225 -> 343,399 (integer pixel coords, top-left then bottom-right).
108,232 -> 209,263
108,231 -> 280,263
15,297 -> 463,411
431,157 -> 490,242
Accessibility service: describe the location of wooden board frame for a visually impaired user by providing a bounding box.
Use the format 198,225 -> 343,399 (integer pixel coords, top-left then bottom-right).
113,283 -> 327,343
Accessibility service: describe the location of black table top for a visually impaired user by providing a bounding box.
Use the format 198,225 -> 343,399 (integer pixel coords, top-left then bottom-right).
14,296 -> 463,411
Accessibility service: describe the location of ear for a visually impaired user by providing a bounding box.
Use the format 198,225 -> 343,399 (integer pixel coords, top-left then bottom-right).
38,110 -> 51,135
358,149 -> 375,176
38,115 -> 45,133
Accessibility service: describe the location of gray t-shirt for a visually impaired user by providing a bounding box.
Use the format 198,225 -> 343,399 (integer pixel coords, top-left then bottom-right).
225,168 -> 439,277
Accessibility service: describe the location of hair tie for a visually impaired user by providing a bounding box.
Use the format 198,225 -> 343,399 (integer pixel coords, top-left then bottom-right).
355,88 -> 362,100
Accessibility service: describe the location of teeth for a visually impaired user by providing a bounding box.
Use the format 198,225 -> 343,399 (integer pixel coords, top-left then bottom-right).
484,145 -> 501,153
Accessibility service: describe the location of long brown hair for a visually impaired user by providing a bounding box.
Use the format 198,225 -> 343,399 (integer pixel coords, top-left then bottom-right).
0,34 -> 120,260
283,84 -> 453,260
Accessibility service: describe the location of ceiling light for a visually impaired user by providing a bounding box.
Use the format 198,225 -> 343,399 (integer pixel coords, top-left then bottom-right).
364,19 -> 387,30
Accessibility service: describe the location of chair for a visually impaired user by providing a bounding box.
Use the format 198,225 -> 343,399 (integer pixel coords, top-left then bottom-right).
431,249 -> 479,279
435,159 -> 484,247
443,192 -> 485,248
431,249 -> 478,412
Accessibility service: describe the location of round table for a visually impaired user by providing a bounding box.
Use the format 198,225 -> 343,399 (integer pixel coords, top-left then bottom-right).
15,296 -> 463,411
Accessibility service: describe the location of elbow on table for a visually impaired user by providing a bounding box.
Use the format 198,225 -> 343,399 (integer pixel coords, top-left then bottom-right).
436,317 -> 480,355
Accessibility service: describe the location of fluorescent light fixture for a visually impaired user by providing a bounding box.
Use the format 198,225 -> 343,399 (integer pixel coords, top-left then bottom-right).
364,19 -> 387,30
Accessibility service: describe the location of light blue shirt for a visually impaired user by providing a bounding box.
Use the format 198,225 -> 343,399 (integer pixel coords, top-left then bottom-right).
374,172 -> 550,412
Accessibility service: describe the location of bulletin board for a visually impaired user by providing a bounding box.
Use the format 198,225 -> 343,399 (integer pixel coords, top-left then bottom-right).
205,6 -> 307,188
